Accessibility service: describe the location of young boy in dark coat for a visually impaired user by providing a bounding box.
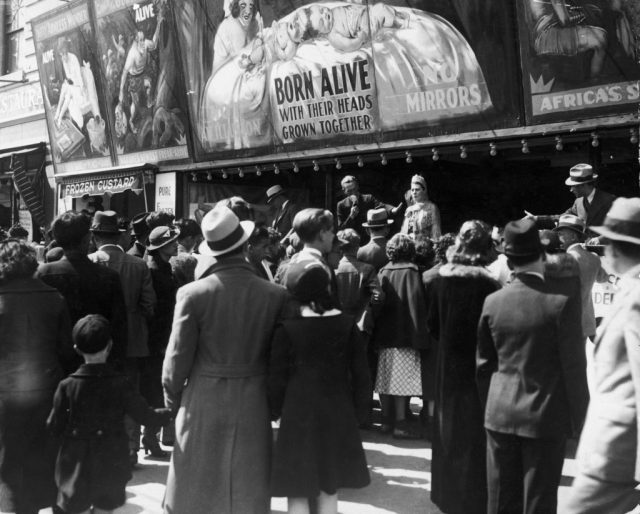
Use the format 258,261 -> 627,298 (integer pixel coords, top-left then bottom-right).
47,314 -> 172,514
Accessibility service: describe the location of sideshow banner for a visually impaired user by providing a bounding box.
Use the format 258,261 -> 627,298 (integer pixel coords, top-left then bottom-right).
175,0 -> 520,161
31,1 -> 114,174
516,0 -> 640,123
93,0 -> 190,165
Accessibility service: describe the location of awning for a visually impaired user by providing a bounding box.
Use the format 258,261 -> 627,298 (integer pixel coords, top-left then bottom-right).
58,164 -> 157,200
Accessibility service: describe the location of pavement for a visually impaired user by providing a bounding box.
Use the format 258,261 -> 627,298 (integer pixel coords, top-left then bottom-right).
37,418 -> 593,514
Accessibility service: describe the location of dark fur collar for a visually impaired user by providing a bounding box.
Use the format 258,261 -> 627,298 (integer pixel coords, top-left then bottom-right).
438,263 -> 497,281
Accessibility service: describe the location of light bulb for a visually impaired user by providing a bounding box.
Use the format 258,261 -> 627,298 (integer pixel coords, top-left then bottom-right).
335,158 -> 342,170
293,162 -> 299,173
239,170 -> 244,178
630,129 -> 638,145
405,151 -> 412,164
591,132 -> 599,148
459,145 -> 467,159
555,136 -> 563,151
313,160 -> 319,171
432,148 -> 439,161
521,139 -> 529,154
489,143 -> 497,157
222,171 -> 228,179
357,156 -> 363,168
207,172 -> 212,180
256,170 -> 262,176
191,172 -> 197,182
380,153 -> 387,166
274,164 -> 280,175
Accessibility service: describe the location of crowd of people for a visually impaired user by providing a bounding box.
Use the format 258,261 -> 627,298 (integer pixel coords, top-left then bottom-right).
1,162 -> 639,514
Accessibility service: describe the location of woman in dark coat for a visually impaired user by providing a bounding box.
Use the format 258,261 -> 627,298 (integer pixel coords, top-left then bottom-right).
424,221 -> 501,514
372,233 -> 429,438
268,260 -> 370,514
0,239 -> 73,514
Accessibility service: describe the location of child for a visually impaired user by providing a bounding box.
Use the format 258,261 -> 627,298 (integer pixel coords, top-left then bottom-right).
47,314 -> 172,514
268,261 -> 371,514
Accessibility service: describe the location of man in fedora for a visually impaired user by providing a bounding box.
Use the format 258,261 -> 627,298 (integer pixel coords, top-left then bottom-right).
565,163 -> 616,237
128,211 -> 150,258
357,208 -> 394,272
477,217 -> 588,514
566,198 -> 640,513
554,214 -> 606,341
162,205 -> 289,514
88,210 -> 156,466
266,184 -> 299,243
37,211 -> 127,369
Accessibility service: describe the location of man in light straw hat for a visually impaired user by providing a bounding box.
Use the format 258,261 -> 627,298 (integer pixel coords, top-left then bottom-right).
162,205 -> 288,514
564,163 -> 615,236
567,198 -> 640,513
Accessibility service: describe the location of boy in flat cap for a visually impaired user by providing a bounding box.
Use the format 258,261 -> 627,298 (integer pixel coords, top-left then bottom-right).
47,315 -> 171,514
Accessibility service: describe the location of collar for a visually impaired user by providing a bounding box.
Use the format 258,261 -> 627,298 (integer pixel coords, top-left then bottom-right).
261,259 -> 274,281
281,199 -> 290,210
300,306 -> 342,317
99,244 -> 124,253
566,242 -> 583,252
517,271 -> 545,281
587,188 -> 596,204
301,247 -> 323,258
71,363 -> 118,377
370,235 -> 387,242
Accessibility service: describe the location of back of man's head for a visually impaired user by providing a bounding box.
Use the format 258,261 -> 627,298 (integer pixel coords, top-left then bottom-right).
53,211 -> 90,251
175,218 -> 201,242
337,228 -> 360,254
293,208 -> 334,244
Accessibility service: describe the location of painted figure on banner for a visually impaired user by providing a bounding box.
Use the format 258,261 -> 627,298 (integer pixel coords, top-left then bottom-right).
177,0 -> 492,154
95,0 -> 188,157
520,0 -> 640,119
38,33 -> 109,163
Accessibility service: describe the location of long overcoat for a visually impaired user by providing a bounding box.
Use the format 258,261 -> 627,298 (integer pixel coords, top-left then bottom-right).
162,257 -> 288,514
425,264 -> 500,514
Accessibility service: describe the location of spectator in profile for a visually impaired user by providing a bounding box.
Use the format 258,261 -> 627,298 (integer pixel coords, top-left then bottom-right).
128,212 -> 150,258
247,225 -> 275,281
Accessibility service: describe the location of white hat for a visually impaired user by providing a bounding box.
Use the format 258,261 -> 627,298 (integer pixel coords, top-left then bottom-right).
266,185 -> 285,203
199,205 -> 254,257
591,198 -> 640,245
565,163 -> 597,186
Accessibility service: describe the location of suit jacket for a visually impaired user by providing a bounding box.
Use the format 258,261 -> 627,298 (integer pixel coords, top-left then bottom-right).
477,273 -> 588,439
88,246 -> 156,358
337,194 -> 384,241
357,236 -> 389,272
36,251 -> 127,368
271,199 -> 299,240
571,265 -> 640,486
566,188 -> 616,234
566,243 -> 606,338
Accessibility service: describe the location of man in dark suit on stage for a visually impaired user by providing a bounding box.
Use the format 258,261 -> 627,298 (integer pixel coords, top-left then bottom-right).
565,163 -> 616,238
266,185 -> 299,243
477,217 -> 589,514
337,176 -> 398,243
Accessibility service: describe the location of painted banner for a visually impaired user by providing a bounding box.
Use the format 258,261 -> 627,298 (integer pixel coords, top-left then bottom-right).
93,0 -> 191,166
174,0 -> 521,160
31,0 -> 114,174
516,0 -> 640,123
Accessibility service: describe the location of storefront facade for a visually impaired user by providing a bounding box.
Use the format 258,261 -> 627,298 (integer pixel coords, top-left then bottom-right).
21,0 -> 639,228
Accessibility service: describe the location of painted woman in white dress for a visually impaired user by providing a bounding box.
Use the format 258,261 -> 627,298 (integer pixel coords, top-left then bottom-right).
199,0 -> 270,151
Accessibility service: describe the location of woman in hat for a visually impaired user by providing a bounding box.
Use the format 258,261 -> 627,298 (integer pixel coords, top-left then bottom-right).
401,174 -> 441,240
423,220 -> 500,514
268,261 -> 371,514
142,226 -> 179,457
0,239 -> 73,514
372,233 -> 428,439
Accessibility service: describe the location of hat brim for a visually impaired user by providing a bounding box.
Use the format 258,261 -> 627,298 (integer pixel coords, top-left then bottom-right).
565,176 -> 597,186
266,192 -> 284,204
362,220 -> 394,228
553,225 -> 584,235
590,225 -> 640,245
199,220 -> 255,257
147,234 -> 179,252
91,228 -> 125,234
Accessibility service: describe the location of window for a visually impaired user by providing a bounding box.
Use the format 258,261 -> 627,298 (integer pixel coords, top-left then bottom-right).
4,0 -> 24,75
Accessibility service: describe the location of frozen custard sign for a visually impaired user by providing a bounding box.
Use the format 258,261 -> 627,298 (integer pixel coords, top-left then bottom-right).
63,174 -> 140,198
